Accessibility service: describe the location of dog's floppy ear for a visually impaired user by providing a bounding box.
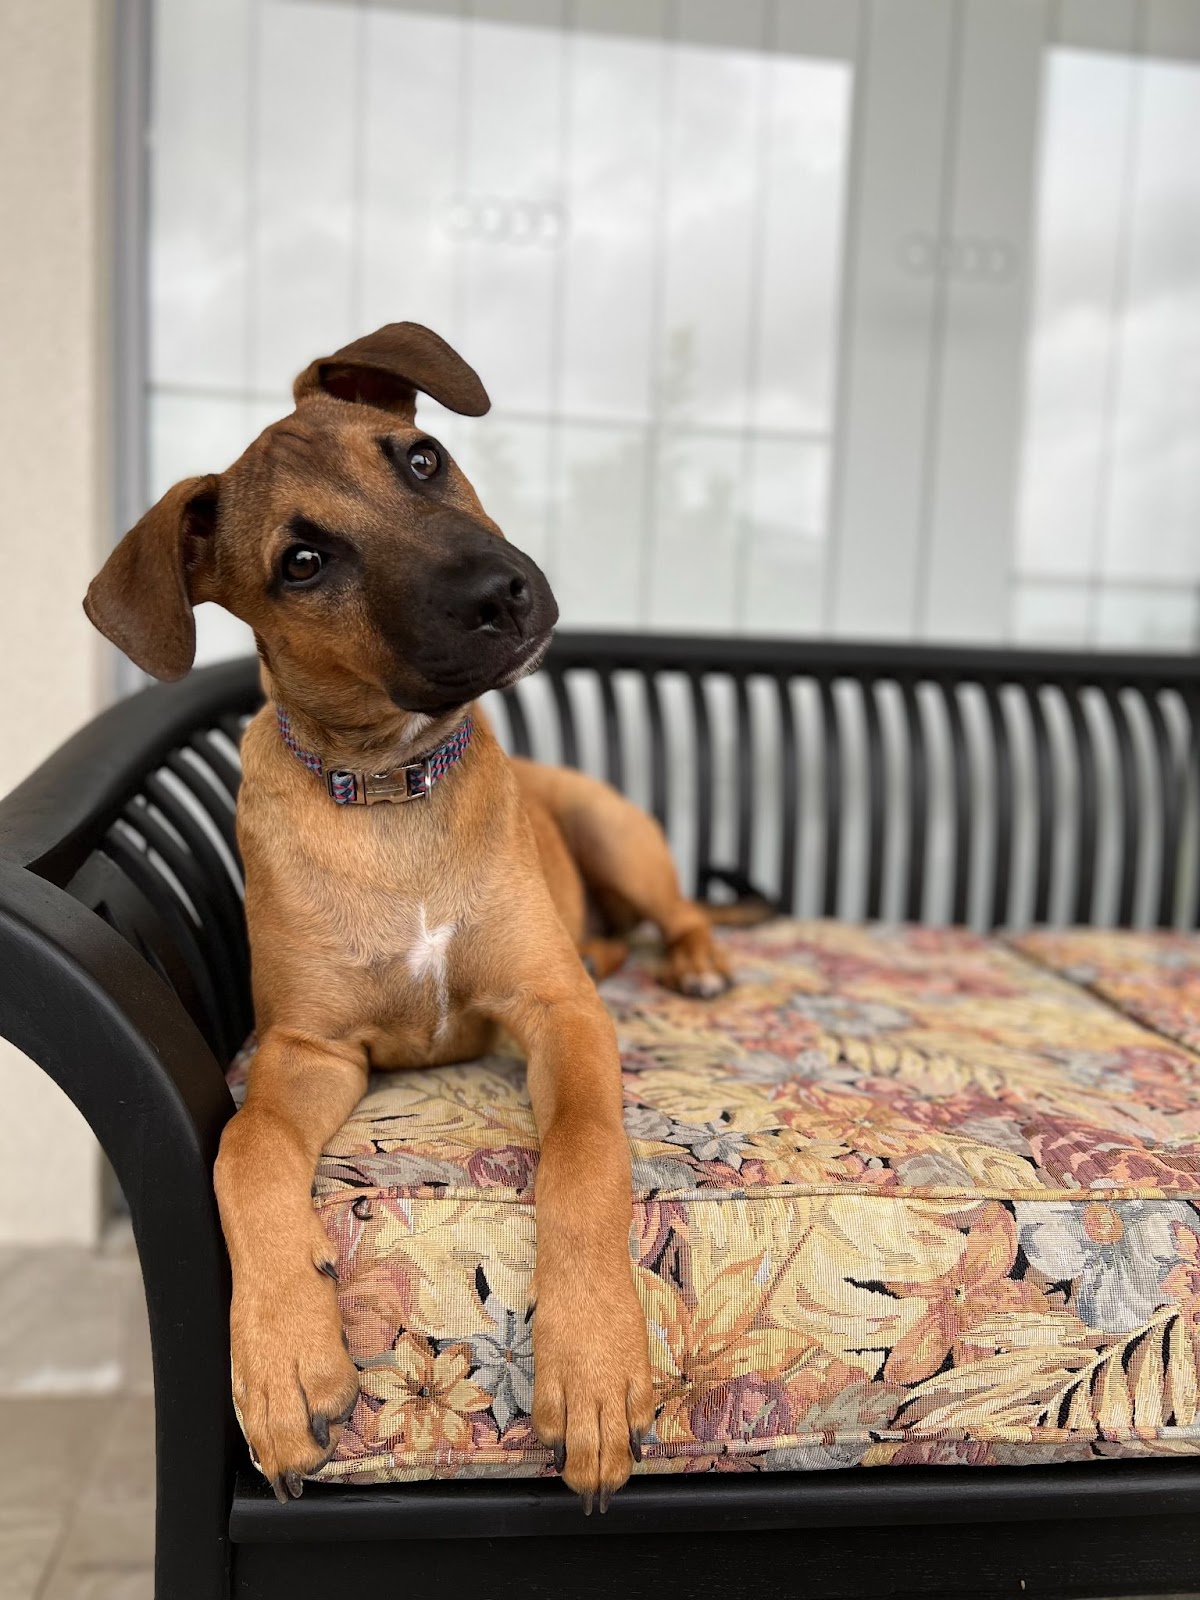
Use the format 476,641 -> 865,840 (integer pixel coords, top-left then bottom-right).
292,322 -> 490,421
83,474 -> 220,681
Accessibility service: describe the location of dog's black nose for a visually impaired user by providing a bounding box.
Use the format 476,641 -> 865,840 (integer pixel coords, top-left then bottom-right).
455,561 -> 534,636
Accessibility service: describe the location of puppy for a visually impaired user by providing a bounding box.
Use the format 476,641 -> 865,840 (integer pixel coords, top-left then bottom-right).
84,322 -> 729,1510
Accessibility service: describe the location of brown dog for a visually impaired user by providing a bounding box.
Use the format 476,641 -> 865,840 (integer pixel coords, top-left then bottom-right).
84,323 -> 729,1511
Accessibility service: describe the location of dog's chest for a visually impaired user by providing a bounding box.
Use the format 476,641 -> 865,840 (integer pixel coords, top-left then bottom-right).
279,825 -> 469,1023
399,901 -> 457,1027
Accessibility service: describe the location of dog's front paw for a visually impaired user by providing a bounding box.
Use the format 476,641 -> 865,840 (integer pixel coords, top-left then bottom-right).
531,1274 -> 655,1513
231,1256 -> 359,1501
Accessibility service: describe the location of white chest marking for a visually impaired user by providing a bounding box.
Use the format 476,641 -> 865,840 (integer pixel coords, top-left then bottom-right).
406,903 -> 456,1034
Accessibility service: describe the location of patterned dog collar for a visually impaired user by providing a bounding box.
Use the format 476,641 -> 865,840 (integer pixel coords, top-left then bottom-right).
276,706 -> 473,806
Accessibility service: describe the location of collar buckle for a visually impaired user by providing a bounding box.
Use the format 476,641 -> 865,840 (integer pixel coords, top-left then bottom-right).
326,760 -> 432,806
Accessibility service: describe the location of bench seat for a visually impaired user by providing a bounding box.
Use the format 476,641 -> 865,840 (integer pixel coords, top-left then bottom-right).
228,920 -> 1200,1486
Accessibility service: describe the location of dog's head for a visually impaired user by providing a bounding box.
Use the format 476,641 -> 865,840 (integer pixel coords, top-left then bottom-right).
85,323 -> 558,720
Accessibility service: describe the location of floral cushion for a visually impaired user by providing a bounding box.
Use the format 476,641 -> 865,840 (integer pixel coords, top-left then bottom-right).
230,921 -> 1200,1483
1013,927 -> 1200,1056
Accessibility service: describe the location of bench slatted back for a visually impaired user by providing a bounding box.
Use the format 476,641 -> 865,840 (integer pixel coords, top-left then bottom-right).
3,637 -> 1196,1064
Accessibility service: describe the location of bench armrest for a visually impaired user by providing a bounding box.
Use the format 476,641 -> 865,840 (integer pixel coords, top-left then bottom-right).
0,860 -> 237,1588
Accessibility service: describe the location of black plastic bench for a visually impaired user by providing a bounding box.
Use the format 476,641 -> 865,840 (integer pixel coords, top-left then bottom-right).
1,632 -> 1198,1600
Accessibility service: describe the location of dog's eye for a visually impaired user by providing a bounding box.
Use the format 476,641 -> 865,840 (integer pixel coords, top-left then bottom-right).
281,546 -> 325,585
408,442 -> 441,481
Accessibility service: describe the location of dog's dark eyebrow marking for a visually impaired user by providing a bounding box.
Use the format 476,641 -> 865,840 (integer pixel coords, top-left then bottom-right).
286,514 -> 351,550
377,437 -> 406,478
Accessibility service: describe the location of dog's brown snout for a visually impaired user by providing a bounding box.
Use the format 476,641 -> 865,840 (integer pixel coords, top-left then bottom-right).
456,560 -> 536,637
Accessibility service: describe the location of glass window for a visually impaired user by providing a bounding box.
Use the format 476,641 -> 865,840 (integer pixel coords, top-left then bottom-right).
1015,44 -> 1200,650
146,0 -> 853,663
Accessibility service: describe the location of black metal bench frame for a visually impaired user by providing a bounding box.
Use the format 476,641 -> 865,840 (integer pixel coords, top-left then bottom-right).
1,633 -> 1198,1600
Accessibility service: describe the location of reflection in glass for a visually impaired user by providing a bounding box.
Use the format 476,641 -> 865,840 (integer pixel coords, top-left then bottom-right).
1017,45 -> 1200,649
149,0 -> 853,643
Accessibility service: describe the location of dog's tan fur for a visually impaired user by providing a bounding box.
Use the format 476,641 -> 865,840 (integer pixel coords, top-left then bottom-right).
84,323 -> 728,1510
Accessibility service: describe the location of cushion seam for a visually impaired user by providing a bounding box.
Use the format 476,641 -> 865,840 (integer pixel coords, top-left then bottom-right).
1001,932 -> 1200,1065
312,1420 -> 1200,1480
312,1183 -> 1200,1211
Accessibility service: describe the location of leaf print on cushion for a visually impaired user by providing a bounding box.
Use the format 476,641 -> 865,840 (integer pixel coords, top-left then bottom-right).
786,995 -> 915,1037
892,1314 -> 1099,1435
357,1200 -> 535,1341
689,1374 -> 794,1444
337,1254 -> 409,1358
762,1377 -> 906,1472
890,1151 -> 978,1190
662,1117 -> 749,1169
623,1106 -> 675,1142
322,1151 -> 480,1191
631,1153 -> 703,1193
628,1065 -> 784,1128
1023,1118 -> 1200,1193
1161,1216 -> 1200,1324
768,1198 -> 967,1373
777,1086 -> 938,1165
737,1123 -> 877,1189
637,1207 -> 824,1446
465,1144 -> 539,1191
1021,1301 -> 1200,1438
881,1204 -> 1045,1383
732,1048 -> 835,1086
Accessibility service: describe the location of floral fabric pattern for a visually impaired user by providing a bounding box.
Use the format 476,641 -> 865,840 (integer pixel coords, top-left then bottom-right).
1014,927 -> 1200,1055
227,920 -> 1200,1483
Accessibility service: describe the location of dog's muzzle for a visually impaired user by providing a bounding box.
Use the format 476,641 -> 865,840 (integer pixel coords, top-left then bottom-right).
384,537 -> 559,709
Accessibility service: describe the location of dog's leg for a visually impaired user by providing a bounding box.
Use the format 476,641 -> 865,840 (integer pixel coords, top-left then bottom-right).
579,934 -> 631,981
214,1028 -> 366,1499
586,817 -> 731,995
526,993 -> 654,1510
487,937 -> 654,1510
520,763 -> 730,997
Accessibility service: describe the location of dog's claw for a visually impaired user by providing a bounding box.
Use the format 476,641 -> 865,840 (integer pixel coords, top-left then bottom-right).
317,1261 -> 339,1283
310,1387 -> 356,1456
285,1471 -> 304,1499
678,970 -> 730,999
629,1429 -> 643,1463
552,1441 -> 566,1475
270,1476 -> 288,1505
598,1486 -> 613,1515
581,1490 -> 595,1517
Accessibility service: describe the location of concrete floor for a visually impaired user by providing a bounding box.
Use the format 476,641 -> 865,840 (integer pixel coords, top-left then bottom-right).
0,1227 -> 151,1600
0,1228 -> 1197,1600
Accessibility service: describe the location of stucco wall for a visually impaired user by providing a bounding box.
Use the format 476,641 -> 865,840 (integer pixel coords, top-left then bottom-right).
0,0 -> 113,1242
